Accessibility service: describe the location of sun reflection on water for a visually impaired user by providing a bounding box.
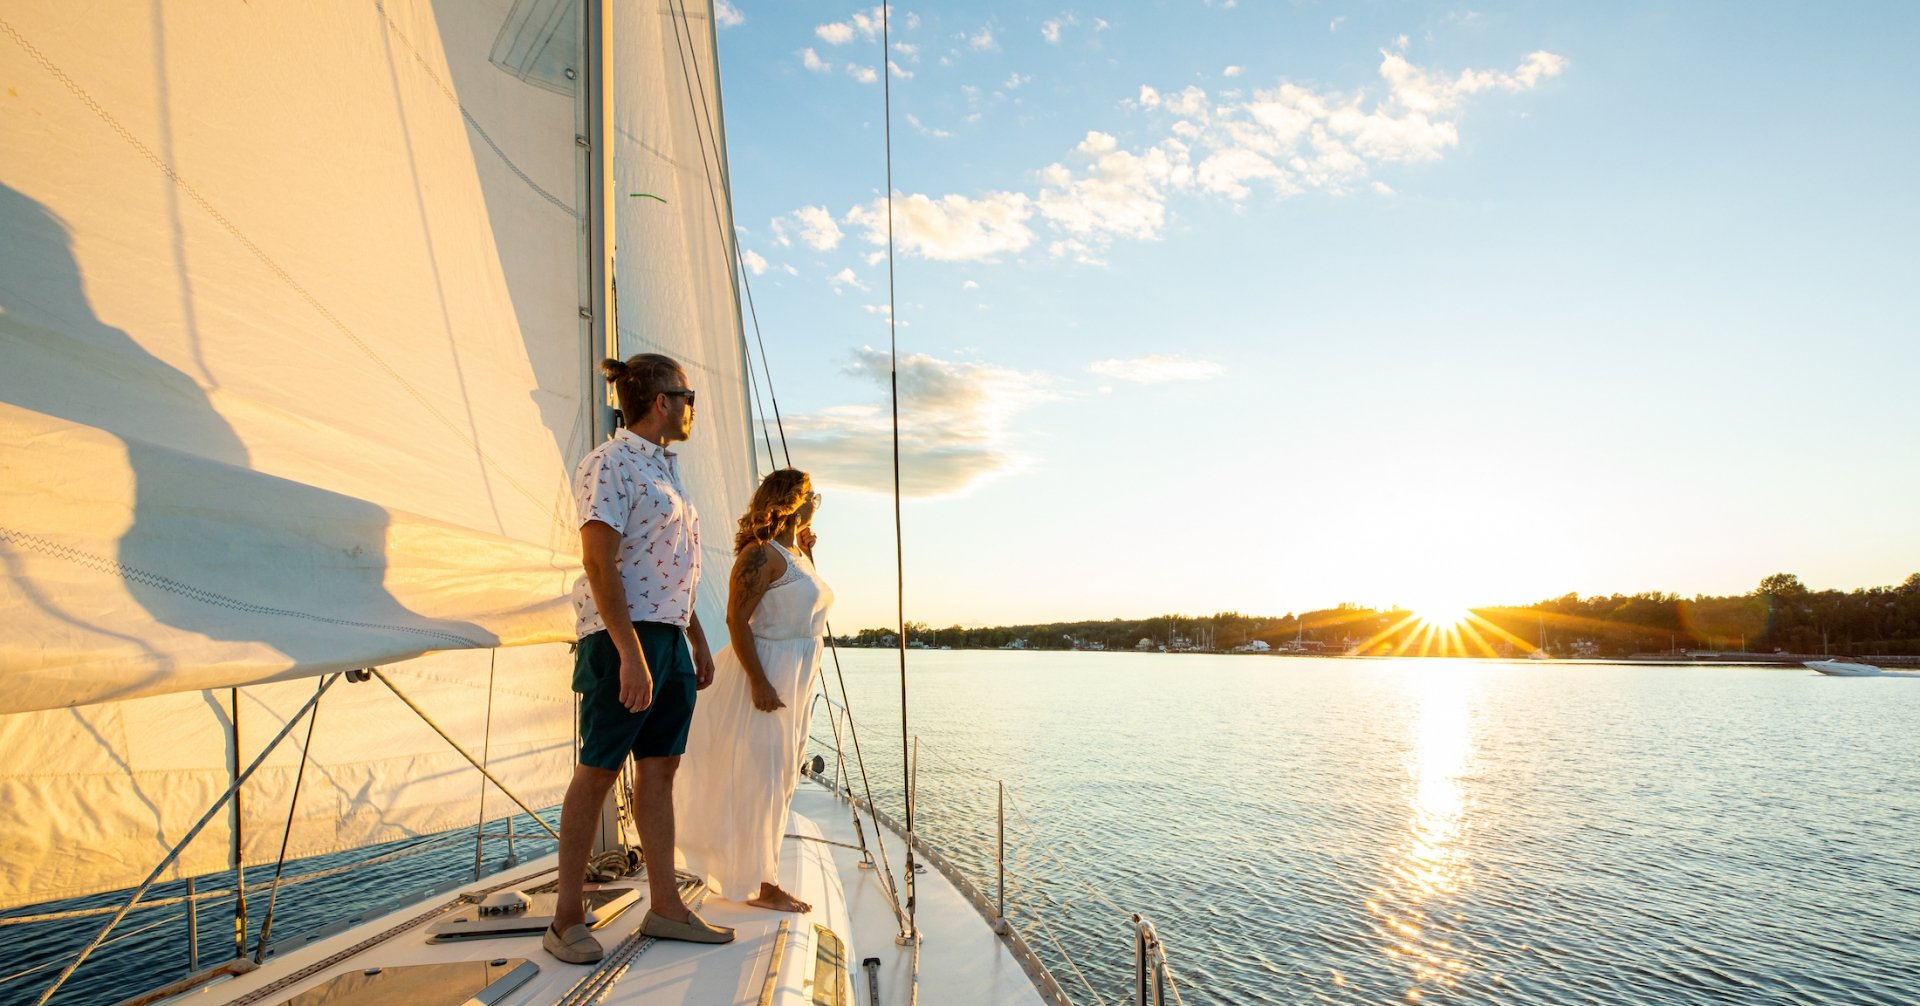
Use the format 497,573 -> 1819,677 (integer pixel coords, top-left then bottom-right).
1367,668 -> 1477,997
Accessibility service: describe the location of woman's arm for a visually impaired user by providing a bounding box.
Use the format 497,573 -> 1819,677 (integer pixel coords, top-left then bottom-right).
726,542 -> 788,711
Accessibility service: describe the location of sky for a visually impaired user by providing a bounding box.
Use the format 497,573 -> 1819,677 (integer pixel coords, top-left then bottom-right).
700,1 -> 1919,631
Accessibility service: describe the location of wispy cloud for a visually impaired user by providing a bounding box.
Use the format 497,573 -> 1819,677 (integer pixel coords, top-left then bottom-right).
845,191 -> 1036,262
848,64 -> 879,84
906,113 -> 952,139
817,6 -> 917,46
771,206 -> 844,251
742,249 -> 768,275
967,25 -> 998,51
787,348 -> 1055,497
1089,354 -> 1226,383
801,48 -> 833,73
715,0 -> 744,28
790,45 -> 1564,265
828,267 -> 869,293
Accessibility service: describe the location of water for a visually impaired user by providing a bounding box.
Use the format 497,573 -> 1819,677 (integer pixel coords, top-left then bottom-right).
814,652 -> 1920,1005
7,654 -> 1915,1005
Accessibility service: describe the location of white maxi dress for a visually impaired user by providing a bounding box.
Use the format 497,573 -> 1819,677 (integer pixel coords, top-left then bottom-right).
675,540 -> 833,900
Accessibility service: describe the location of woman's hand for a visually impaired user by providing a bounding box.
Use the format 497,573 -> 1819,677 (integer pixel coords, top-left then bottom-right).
749,673 -> 786,713
798,527 -> 817,557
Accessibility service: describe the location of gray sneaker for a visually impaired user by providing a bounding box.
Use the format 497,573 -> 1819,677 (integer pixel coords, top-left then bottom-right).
543,922 -> 605,964
639,908 -> 735,944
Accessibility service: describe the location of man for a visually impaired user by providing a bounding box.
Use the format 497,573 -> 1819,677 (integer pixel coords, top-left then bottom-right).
545,352 -> 734,964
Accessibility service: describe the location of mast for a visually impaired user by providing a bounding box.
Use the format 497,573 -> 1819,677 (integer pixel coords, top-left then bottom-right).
588,0 -> 618,439
584,0 -> 630,857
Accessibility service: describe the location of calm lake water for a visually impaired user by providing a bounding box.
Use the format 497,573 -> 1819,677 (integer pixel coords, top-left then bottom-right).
8,653 -> 1915,1005
817,651 -> 1920,1005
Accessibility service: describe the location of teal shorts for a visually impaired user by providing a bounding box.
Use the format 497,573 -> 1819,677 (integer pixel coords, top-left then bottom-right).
573,622 -> 697,771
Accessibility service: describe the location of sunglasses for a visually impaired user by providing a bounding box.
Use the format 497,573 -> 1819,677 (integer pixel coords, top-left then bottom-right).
659,389 -> 696,406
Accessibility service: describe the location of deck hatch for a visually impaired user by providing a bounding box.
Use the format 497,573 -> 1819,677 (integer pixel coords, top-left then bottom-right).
811,924 -> 849,1006
268,957 -> 537,1005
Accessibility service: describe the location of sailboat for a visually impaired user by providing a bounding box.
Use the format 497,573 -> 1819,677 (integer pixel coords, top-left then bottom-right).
0,2 -> 1172,1003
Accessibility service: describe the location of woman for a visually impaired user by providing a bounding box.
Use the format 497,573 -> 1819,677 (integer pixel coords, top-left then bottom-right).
674,468 -> 833,911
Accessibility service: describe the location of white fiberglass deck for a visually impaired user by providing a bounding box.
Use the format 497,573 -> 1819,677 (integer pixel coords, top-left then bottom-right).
154,779 -> 1048,1006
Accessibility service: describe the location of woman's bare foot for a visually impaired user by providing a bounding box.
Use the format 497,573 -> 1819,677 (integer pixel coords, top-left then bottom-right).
746,883 -> 811,913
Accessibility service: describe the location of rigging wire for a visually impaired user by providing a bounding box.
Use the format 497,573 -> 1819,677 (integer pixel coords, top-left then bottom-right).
878,0 -> 919,943
664,0 -> 913,932
253,680 -> 328,962
660,0 -> 788,477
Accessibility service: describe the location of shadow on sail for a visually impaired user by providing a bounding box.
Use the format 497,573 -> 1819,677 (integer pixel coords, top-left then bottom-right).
0,182 -> 494,709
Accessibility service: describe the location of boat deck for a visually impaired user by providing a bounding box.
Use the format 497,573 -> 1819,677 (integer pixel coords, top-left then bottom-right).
153,780 -> 1049,1006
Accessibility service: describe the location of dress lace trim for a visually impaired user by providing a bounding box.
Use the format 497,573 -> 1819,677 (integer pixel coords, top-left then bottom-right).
766,540 -> 810,591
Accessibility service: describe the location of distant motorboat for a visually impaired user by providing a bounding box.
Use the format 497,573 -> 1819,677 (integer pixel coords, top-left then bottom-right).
1807,659 -> 1896,676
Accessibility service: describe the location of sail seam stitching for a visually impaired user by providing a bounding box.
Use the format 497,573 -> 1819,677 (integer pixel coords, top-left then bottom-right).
0,15 -> 571,533
0,527 -> 482,647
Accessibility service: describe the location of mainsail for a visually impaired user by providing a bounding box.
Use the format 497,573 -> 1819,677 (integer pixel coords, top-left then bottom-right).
0,0 -> 756,912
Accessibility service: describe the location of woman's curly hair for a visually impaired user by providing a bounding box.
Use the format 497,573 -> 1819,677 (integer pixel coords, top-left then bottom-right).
733,468 -> 812,554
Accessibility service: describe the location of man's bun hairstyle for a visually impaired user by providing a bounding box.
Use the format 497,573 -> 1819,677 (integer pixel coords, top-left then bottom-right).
603,353 -> 683,422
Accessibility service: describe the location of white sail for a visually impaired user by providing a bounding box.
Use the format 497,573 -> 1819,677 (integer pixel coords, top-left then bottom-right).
0,0 -> 761,913
0,0 -> 591,712
611,0 -> 759,646
0,0 -> 595,909
0,649 -> 575,910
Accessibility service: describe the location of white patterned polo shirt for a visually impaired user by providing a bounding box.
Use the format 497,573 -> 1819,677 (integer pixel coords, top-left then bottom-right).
570,428 -> 702,636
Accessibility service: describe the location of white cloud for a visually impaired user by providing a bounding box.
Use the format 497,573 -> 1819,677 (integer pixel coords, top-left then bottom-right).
845,191 -> 1036,262
1223,65 -> 1243,78
893,42 -> 919,59
801,48 -> 833,73
848,64 -> 879,84
1089,354 -> 1226,383
786,348 -> 1055,497
890,59 -> 913,79
1035,131 -> 1190,251
1329,16 -> 1347,32
778,45 -> 1563,268
968,26 -> 997,51
819,6 -> 912,46
962,279 -> 980,290
864,250 -> 887,266
1004,72 -> 1033,90
1042,20 -> 1064,44
742,249 -> 768,275
905,113 -> 951,138
829,267 -> 868,293
771,205 -> 844,251
781,264 -> 800,277
715,0 -> 744,28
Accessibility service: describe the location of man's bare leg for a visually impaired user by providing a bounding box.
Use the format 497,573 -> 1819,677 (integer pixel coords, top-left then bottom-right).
633,755 -> 690,921
552,763 -> 621,933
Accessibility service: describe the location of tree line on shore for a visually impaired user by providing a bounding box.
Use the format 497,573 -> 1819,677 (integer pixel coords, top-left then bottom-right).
834,573 -> 1920,658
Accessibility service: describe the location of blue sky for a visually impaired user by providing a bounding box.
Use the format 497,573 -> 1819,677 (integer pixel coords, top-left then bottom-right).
703,1 -> 1919,630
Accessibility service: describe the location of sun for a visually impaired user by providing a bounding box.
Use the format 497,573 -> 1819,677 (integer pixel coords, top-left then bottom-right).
1411,601 -> 1472,629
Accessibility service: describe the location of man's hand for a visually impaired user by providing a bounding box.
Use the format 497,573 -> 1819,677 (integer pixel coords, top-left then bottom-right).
617,649 -> 653,713
694,647 -> 717,690
748,673 -> 786,713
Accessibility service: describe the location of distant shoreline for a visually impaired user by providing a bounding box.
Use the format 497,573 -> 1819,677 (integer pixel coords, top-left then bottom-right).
833,642 -> 1920,668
